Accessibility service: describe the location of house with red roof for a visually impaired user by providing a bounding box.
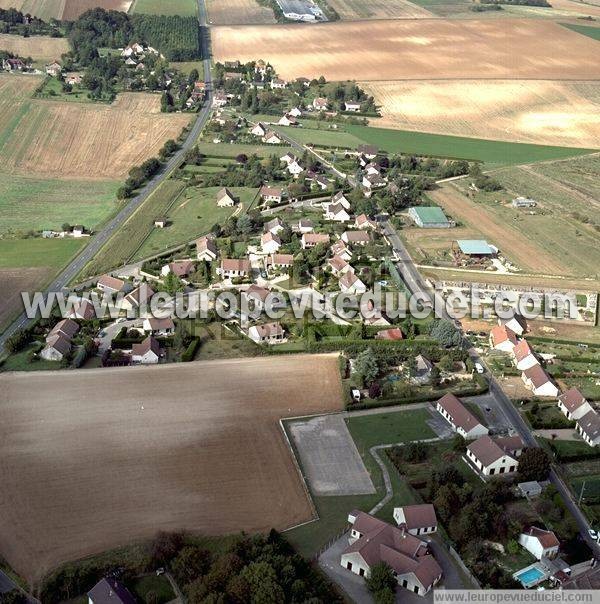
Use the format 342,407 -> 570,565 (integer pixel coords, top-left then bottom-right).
521,364 -> 558,397
466,434 -> 524,477
436,393 -> 489,439
512,339 -> 538,371
342,511 -> 442,596
489,324 -> 518,352
393,504 -> 437,537
518,527 -> 560,560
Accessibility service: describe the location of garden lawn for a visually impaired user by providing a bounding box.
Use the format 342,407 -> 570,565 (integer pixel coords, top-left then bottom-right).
134,186 -> 256,258
346,125 -> 596,166
0,174 -> 119,234
345,408 -> 436,451
0,238 -> 85,269
127,575 -> 175,604
131,0 -> 197,16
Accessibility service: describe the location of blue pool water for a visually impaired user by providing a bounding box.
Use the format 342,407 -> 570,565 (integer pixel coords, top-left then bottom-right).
516,567 -> 545,587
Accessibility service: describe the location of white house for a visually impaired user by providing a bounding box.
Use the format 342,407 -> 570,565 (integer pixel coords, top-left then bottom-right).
218,258 -> 252,279
271,77 -> 287,89
131,336 -> 161,364
331,191 -> 351,210
264,217 -> 285,235
342,511 -> 443,597
344,100 -> 361,112
288,106 -> 302,117
196,236 -> 218,262
263,130 -> 282,144
278,114 -> 297,126
301,233 -> 329,249
244,284 -> 271,312
143,317 -> 175,336
161,260 -> 195,278
261,231 -> 282,254
342,231 -> 371,246
88,578 -> 137,604
40,334 -> 72,361
295,219 -> 314,234
216,187 -> 237,207
328,255 -> 354,276
248,321 -> 285,344
436,393 -> 489,439
489,325 -> 518,352
339,271 -> 367,295
97,274 -> 129,294
355,214 -> 377,230
499,314 -> 528,336
558,387 -> 593,421
122,284 -> 155,312
466,435 -> 524,476
67,299 -> 96,320
512,339 -> 539,371
576,410 -> 600,446
251,122 -> 268,137
312,97 -> 328,111
260,185 -> 283,204
393,504 -> 437,537
287,160 -> 304,177
521,365 -> 558,397
332,240 -> 352,262
324,203 -> 351,222
269,253 -> 294,270
518,527 -> 560,560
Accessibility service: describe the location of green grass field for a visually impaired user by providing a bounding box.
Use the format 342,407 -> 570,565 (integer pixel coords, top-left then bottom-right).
0,238 -> 85,269
347,125 -> 597,166
195,141 -> 292,158
131,0 -> 197,16
0,173 -> 119,234
562,23 -> 600,40
81,179 -> 186,278
277,124 -> 366,149
134,185 -> 255,258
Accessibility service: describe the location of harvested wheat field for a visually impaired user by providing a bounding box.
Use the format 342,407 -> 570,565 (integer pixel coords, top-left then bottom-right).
361,80 -> 600,148
0,33 -> 68,63
212,19 -> 600,81
328,0 -> 434,19
0,355 -> 342,583
0,92 -> 191,179
206,0 -> 275,24
61,0 -> 133,20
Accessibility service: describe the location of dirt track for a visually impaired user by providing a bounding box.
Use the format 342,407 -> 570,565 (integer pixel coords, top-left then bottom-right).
211,19 -> 600,81
0,355 -> 342,583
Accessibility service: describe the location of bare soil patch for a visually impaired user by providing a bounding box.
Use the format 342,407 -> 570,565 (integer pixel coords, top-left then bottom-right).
327,0 -> 434,19
0,34 -> 68,63
361,80 -> 600,148
0,267 -> 46,331
0,92 -> 191,179
206,0 -> 275,23
0,354 -> 343,583
427,184 -> 570,275
211,19 -> 600,81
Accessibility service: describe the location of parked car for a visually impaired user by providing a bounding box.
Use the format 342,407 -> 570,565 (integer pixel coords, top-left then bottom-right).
475,362 -> 485,374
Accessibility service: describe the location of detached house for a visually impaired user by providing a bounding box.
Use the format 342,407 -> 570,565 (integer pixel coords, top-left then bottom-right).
41,318 -> 80,361
344,100 -> 361,112
45,60 -> 62,76
328,255 -> 353,276
143,317 -> 175,336
301,233 -> 329,249
263,130 -> 282,144
331,191 -> 351,210
558,388 -> 593,421
264,217 -> 285,235
196,236 -> 218,262
512,339 -> 538,371
251,122 -> 268,137
324,203 -> 351,223
339,271 -> 367,295
355,214 -> 377,230
519,527 -> 560,560
216,187 -> 237,207
278,114 -> 297,126
393,504 -> 437,537
436,393 -> 489,439
342,231 -> 371,246
97,274 -> 129,294
123,284 -> 155,311
576,410 -> 600,446
521,364 -> 558,397
332,240 -> 352,261
269,253 -> 294,270
67,298 -> 96,320
466,434 -> 524,476
312,97 -> 328,111
499,314 -> 528,336
88,578 -> 137,604
218,258 -> 252,279
261,231 -> 282,254
490,325 -> 518,352
248,321 -> 285,344
295,219 -> 314,234
260,185 -> 283,204
161,260 -> 195,278
342,511 -> 443,597
131,336 -> 162,364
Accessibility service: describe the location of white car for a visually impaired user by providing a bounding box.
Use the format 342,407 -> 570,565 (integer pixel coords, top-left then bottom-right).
589,529 -> 598,541
474,362 -> 485,374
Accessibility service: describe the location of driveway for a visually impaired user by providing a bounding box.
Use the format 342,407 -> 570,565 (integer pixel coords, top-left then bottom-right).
97,319 -> 142,352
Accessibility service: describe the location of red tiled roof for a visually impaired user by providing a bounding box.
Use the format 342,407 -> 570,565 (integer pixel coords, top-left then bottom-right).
437,393 -> 484,433
397,504 -> 437,531
513,339 -> 535,362
559,387 -> 587,413
523,364 -> 552,388
527,526 -> 560,549
490,324 -> 518,347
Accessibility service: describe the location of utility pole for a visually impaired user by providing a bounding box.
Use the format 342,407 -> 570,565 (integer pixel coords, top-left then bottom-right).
579,480 -> 586,506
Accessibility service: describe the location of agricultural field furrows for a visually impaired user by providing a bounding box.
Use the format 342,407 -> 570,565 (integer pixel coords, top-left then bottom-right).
0,92 -> 191,179
326,0 -> 434,19
360,80 -> 600,149
0,355 -> 343,583
0,0 -> 132,19
0,33 -> 68,63
211,19 -> 600,81
130,0 -> 196,16
61,0 -> 133,19
206,0 -> 275,23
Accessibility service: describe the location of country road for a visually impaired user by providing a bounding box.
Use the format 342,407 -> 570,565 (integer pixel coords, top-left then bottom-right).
0,0 -> 213,353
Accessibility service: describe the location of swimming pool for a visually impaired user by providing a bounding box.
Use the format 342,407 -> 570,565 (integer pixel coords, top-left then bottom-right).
515,566 -> 545,588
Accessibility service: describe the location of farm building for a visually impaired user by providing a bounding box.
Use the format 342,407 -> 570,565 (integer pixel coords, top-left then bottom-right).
466,434 -> 524,477
455,240 -> 497,258
342,511 -> 443,596
436,393 -> 489,439
408,206 -> 453,229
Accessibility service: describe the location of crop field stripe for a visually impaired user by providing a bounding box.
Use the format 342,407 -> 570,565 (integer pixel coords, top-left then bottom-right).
347,125 -> 598,165
561,22 -> 600,40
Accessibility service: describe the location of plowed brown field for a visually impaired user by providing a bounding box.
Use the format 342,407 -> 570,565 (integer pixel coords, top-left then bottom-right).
206,0 -> 275,24
211,19 -> 600,81
0,33 -> 68,62
0,0 -> 131,19
0,355 -> 343,583
0,268 -> 47,331
328,0 -> 434,19
0,91 -> 191,179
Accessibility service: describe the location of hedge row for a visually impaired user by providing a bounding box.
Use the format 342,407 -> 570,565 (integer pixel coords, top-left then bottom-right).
527,335 -> 600,349
181,338 -> 200,362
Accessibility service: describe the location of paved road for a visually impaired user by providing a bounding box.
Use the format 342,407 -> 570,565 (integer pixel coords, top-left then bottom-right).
0,0 -> 213,353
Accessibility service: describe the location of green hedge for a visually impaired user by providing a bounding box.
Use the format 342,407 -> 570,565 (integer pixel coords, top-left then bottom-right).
181,338 -> 200,362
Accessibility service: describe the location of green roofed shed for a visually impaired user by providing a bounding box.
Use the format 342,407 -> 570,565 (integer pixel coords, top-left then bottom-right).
408,206 -> 452,228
